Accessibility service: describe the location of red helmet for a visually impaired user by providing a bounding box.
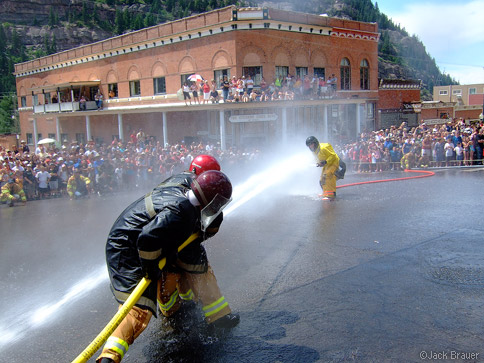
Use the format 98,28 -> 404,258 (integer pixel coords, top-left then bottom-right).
189,155 -> 221,176
191,170 -> 232,208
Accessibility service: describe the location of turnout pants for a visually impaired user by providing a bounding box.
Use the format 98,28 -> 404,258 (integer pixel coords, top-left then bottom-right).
97,265 -> 230,363
320,164 -> 338,198
158,265 -> 231,323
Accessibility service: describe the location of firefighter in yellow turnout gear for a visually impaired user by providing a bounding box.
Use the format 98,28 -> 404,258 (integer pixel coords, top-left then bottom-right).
1,178 -> 27,206
306,136 -> 345,200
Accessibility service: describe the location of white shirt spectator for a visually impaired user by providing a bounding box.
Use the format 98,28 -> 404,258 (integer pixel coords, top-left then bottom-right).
36,170 -> 51,188
246,78 -> 254,91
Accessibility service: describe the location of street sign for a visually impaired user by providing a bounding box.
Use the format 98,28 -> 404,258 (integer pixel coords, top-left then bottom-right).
228,113 -> 278,123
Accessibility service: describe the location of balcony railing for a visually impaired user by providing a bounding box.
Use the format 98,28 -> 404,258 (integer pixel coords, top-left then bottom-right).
33,101 -> 98,114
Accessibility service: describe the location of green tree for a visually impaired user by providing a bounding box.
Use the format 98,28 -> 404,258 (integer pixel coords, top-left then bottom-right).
48,8 -> 56,28
123,10 -> 132,30
82,1 -> 91,24
115,9 -> 126,34
133,13 -> 144,30
0,95 -> 15,133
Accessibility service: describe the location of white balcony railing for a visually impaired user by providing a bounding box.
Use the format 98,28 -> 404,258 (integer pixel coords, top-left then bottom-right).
32,101 -> 97,114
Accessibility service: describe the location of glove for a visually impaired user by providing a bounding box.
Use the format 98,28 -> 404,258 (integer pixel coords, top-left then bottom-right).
143,260 -> 161,281
317,160 -> 327,167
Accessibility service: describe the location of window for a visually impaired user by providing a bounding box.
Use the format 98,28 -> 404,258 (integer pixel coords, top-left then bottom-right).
367,103 -> 374,118
469,88 -> 476,95
214,69 -> 231,86
76,133 -> 86,144
153,77 -> 166,95
21,96 -> 26,107
48,133 -> 56,139
33,94 -> 39,106
360,59 -> 369,90
295,67 -> 308,78
331,104 -> 339,117
37,133 -> 42,141
452,89 -> 462,95
108,83 -> 118,98
242,66 -> 262,86
313,67 -> 325,79
180,74 -> 192,87
439,90 -> 448,95
89,86 -> 99,99
61,133 -> 68,143
129,80 -> 141,96
44,93 -> 52,104
275,66 -> 289,80
26,133 -> 33,145
340,58 -> 351,90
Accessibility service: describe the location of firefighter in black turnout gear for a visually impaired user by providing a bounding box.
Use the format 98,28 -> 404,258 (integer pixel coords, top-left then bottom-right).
98,169 -> 238,363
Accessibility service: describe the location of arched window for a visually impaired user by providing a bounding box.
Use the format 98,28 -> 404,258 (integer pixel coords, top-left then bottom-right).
360,59 -> 369,90
340,58 -> 351,90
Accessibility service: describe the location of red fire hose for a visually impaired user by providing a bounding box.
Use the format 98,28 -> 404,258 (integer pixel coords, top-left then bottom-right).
336,169 -> 435,189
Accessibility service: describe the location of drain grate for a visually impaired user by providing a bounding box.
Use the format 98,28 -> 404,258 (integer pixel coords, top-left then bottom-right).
418,230 -> 484,287
428,266 -> 484,286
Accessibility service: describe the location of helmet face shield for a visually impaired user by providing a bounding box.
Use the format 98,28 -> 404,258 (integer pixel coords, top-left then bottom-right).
306,136 -> 319,152
200,193 -> 232,232
308,143 -> 319,152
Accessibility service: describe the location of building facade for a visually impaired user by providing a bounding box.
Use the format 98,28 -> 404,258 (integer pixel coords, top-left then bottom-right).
15,6 -> 379,149
433,83 -> 484,107
377,79 -> 421,129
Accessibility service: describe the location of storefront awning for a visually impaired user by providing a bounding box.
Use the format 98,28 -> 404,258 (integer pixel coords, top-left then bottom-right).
29,81 -> 101,94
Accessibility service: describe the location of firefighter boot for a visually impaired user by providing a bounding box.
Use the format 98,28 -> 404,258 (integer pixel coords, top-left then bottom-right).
212,313 -> 240,329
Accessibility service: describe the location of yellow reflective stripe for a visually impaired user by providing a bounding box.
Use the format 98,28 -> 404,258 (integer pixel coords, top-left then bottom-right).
104,336 -> 129,359
202,296 -> 228,317
157,290 -> 179,312
139,249 -> 162,260
179,289 -> 194,301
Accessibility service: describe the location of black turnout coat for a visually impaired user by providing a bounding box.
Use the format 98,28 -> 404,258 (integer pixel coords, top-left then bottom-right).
105,172 -> 221,314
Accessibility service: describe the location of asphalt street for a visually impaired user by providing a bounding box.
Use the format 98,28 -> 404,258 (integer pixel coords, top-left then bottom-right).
1,157 -> 484,363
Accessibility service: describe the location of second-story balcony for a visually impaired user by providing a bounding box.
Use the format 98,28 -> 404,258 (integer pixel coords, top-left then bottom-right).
29,81 -> 101,114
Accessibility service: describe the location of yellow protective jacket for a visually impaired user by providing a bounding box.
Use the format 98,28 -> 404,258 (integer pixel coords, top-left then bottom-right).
67,175 -> 91,197
313,142 -> 340,175
1,182 -> 27,203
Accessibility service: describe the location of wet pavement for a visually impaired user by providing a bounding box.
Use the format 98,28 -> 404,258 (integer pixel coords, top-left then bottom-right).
1,158 -> 484,363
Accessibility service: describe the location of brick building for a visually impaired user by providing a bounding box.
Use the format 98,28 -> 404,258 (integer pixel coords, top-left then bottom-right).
377,79 -> 421,129
433,83 -> 484,106
14,6 -> 379,149
420,101 -> 482,125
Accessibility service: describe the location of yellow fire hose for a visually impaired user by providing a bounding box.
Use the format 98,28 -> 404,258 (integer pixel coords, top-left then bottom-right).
72,232 -> 200,363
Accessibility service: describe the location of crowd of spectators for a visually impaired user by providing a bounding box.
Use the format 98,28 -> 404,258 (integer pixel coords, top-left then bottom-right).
183,73 -> 337,105
336,118 -> 484,172
0,129 -> 262,204
2,118 -> 483,206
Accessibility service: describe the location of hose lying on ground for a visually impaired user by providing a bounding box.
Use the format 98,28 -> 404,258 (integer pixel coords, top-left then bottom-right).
71,232 -> 200,363
336,169 -> 435,190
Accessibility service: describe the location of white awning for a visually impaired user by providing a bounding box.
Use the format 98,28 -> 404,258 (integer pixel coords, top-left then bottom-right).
29,81 -> 101,94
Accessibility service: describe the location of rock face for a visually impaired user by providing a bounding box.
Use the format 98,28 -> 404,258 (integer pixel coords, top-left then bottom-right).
0,0 -> 72,24
1,0 -> 114,51
16,24 -> 112,51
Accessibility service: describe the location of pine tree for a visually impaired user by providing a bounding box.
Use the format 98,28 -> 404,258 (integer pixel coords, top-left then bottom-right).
133,13 -> 144,30
49,8 -> 56,28
115,9 -> 126,34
